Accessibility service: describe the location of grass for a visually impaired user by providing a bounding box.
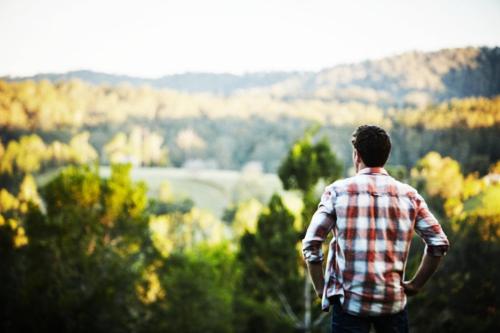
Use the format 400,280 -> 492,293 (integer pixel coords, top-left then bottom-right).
98,166 -> 293,218
36,165 -> 302,218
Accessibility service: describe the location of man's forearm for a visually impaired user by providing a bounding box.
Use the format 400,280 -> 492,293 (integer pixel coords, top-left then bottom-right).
404,252 -> 442,294
306,261 -> 325,298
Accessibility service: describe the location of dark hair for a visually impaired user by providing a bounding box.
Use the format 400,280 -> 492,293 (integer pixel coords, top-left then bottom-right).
351,125 -> 391,167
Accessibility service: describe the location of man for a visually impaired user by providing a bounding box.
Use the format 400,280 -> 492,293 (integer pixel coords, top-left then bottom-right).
302,125 -> 449,333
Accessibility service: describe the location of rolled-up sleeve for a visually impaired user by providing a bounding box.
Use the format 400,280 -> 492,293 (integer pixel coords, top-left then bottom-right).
414,194 -> 450,257
302,185 -> 336,263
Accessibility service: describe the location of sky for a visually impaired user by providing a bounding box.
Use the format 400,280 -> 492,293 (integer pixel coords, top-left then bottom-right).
1,0 -> 499,77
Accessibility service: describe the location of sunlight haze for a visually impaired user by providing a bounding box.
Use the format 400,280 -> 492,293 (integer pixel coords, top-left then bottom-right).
1,0 -> 499,77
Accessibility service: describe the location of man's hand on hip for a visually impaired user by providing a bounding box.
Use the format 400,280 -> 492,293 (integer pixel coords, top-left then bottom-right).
402,280 -> 421,297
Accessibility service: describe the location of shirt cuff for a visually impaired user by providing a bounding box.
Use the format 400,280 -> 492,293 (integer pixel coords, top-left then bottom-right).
302,248 -> 323,263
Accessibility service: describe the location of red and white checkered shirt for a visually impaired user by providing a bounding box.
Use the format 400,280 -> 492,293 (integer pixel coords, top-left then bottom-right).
302,167 -> 449,316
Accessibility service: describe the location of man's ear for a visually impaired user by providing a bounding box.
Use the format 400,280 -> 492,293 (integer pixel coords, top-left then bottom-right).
354,149 -> 362,164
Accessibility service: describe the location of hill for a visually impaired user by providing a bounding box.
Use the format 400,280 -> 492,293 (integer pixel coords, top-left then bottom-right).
4,46 -> 500,107
4,70 -> 303,96
263,47 -> 500,107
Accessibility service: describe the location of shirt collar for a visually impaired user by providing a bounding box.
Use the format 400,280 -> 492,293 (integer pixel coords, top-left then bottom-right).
357,167 -> 389,176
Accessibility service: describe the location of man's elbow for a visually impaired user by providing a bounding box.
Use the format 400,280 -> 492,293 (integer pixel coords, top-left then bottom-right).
302,243 -> 324,263
426,244 -> 450,257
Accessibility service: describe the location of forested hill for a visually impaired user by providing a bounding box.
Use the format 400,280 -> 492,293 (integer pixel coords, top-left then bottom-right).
4,70 -> 302,96
4,47 -> 500,107
270,47 -> 500,107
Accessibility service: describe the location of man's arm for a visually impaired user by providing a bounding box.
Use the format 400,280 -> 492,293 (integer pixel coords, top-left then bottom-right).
405,194 -> 450,296
302,186 -> 336,299
306,261 -> 325,299
403,251 -> 442,296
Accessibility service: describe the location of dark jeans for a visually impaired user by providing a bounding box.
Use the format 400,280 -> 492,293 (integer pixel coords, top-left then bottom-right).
331,296 -> 409,333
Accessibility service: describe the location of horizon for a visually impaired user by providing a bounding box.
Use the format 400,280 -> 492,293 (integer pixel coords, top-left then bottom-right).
4,45 -> 498,79
1,0 -> 499,77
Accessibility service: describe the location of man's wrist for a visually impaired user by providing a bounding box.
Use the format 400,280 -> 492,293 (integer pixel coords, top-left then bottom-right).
403,279 -> 422,296
316,285 -> 324,299
306,261 -> 325,299
407,279 -> 421,289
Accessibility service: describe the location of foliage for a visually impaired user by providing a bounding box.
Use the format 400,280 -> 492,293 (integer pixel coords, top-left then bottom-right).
406,154 -> 500,332
149,207 -> 227,257
2,57 -> 500,173
6,47 -> 500,108
409,214 -> 500,333
235,194 -> 302,332
412,151 -> 464,199
0,163 -> 154,333
223,198 -> 264,237
0,152 -> 497,332
279,131 -> 342,193
278,129 -> 343,230
0,78 -> 498,333
399,96 -> 500,129
0,132 -> 97,189
103,127 -> 168,166
143,244 -> 237,333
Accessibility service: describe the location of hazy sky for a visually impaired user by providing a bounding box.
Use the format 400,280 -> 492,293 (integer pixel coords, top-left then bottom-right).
1,0 -> 499,77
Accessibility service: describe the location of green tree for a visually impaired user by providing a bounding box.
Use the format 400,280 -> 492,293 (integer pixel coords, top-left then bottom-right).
277,129 -> 343,332
406,155 -> 500,332
409,214 -> 500,333
0,163 -> 155,333
278,129 -> 343,230
144,244 -> 236,333
235,194 -> 302,333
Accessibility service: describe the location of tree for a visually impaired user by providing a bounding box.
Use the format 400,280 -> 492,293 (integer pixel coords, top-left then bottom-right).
236,194 -> 301,333
68,131 -> 98,164
17,174 -> 42,212
0,163 -> 156,333
405,154 -> 500,332
149,207 -> 226,257
278,129 -> 343,230
144,244 -> 237,333
412,152 -> 464,199
103,129 -> 168,166
409,214 -> 500,333
224,198 -> 264,238
277,129 -> 343,332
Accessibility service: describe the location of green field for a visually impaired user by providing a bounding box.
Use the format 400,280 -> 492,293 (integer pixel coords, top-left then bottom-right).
104,166 -> 305,217
37,165 -> 302,218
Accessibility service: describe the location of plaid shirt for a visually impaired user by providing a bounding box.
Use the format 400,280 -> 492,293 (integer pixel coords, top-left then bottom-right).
302,167 -> 449,315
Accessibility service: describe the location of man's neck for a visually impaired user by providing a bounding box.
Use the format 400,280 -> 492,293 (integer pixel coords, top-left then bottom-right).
356,161 -> 367,173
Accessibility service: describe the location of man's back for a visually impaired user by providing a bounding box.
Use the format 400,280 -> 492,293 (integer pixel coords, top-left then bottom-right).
303,125 -> 449,332
302,167 -> 450,316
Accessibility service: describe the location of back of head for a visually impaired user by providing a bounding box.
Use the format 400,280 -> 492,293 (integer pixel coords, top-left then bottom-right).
351,125 -> 391,167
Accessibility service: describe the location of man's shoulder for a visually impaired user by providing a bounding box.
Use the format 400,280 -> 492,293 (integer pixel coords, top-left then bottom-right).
325,177 -> 353,192
326,175 -> 422,198
389,178 -> 423,199
324,176 -> 363,196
